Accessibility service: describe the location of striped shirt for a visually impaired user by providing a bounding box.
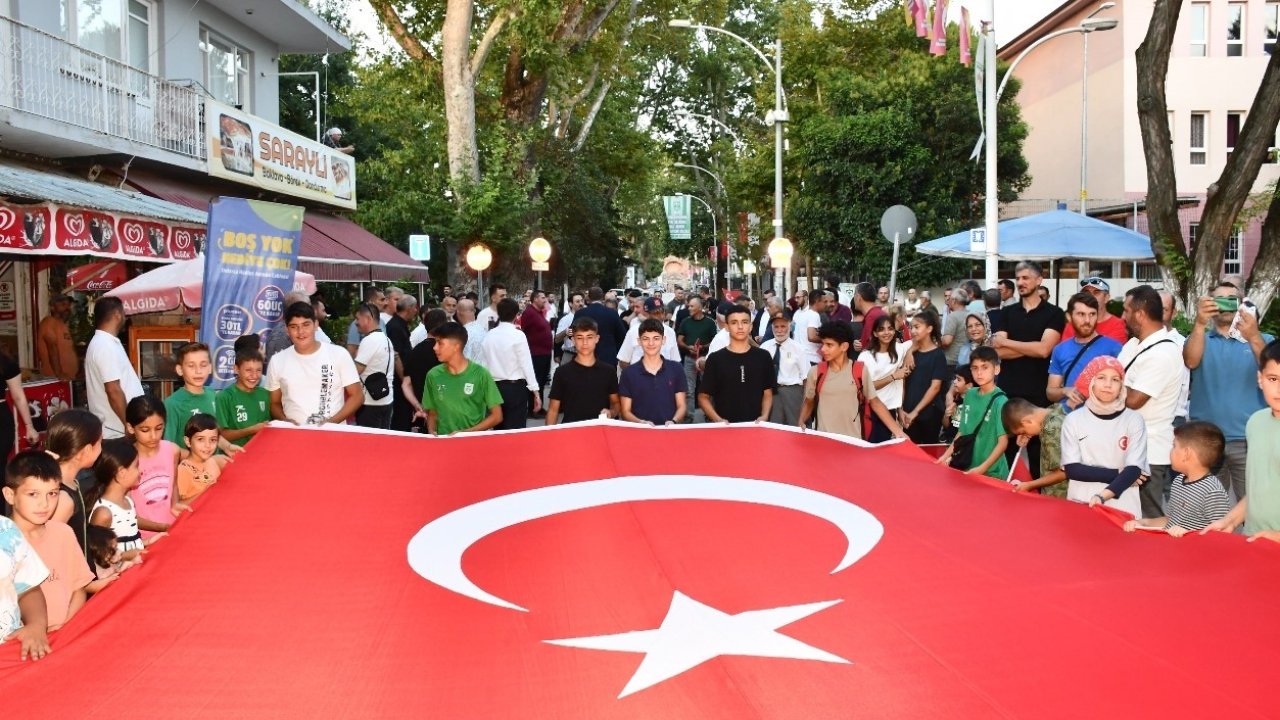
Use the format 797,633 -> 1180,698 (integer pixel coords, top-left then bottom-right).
1165,473 -> 1231,531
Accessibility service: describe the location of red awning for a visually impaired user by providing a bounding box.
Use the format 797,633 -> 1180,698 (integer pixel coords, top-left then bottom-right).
123,172 -> 429,284
67,260 -> 129,292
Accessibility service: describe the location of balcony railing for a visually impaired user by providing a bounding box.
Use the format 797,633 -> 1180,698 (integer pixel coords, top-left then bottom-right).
0,16 -> 204,160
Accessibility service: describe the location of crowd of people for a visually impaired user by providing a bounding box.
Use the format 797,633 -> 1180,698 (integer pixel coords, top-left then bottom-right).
4,265 -> 1280,661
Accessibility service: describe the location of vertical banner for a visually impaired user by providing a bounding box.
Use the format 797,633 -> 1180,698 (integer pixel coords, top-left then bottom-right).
662,195 -> 691,240
200,197 -> 304,389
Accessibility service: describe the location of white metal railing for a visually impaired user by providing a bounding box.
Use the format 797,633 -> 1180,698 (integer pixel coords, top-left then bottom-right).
0,16 -> 204,159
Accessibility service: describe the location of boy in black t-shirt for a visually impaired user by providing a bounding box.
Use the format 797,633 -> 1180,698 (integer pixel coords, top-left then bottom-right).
698,306 -> 774,423
546,317 -> 619,424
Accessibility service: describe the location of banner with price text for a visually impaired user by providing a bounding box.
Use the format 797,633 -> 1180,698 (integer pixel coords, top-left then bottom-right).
199,197 -> 304,389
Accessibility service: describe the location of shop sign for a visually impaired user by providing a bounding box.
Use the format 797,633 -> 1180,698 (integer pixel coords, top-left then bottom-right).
0,200 -> 203,262
206,99 -> 356,210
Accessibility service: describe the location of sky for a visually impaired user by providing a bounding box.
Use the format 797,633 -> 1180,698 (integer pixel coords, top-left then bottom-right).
344,0 -> 1068,56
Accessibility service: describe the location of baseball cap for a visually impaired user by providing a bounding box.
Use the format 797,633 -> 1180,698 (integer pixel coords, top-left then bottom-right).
642,297 -> 663,313
1080,276 -> 1110,293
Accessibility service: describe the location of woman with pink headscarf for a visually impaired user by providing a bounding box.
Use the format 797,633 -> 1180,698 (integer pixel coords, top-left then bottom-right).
1059,356 -> 1149,518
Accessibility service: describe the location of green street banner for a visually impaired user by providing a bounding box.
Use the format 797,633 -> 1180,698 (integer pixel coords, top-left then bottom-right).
663,195 -> 691,240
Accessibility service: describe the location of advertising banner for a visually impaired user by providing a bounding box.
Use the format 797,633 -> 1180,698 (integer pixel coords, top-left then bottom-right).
8,379 -> 72,458
662,195 -> 691,240
206,99 -> 356,210
0,201 -> 203,262
200,197 -> 304,389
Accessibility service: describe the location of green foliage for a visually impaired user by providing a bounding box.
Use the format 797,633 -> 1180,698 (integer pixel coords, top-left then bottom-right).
751,9 -> 1028,288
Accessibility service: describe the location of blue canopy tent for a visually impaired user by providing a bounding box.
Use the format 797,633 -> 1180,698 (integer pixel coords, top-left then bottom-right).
916,209 -> 1155,261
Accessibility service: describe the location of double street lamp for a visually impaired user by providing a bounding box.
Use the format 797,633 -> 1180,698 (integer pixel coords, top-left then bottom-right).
669,19 -> 787,293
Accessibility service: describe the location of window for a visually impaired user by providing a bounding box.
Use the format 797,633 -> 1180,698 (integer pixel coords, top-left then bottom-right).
1224,227 -> 1243,276
1227,112 -> 1243,158
1190,112 -> 1207,165
1267,2 -> 1278,55
201,28 -> 251,110
1190,3 -> 1209,56
1227,3 -> 1245,56
1189,222 -> 1200,249
60,0 -> 154,71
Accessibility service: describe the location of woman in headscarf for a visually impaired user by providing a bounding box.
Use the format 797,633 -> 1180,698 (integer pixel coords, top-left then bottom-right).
1060,356 -> 1148,517
955,312 -> 991,368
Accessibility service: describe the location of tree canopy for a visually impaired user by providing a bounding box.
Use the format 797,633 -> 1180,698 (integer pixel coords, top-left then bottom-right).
286,0 -> 1029,293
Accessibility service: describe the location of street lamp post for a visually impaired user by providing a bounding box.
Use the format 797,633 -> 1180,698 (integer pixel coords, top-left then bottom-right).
528,237 -> 551,291
982,5 -> 1117,287
669,20 -> 786,293
767,237 -> 793,301
466,243 -> 492,300
680,193 -> 718,269
1081,2 -> 1116,215
267,71 -> 321,141
673,162 -> 728,294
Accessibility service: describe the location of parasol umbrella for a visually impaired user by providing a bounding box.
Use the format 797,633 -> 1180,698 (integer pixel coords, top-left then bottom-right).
105,254 -> 316,315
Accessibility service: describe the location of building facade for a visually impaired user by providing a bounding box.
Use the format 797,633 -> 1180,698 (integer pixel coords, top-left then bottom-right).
1001,0 -> 1279,288
0,0 -> 426,380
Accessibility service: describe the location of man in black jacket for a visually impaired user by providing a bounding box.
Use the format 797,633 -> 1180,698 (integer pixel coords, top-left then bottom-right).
573,287 -> 628,368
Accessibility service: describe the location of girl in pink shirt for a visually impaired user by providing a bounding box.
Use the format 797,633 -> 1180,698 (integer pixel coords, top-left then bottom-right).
126,396 -> 190,538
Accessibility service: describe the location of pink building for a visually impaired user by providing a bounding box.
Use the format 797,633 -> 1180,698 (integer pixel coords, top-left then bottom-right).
1002,0 -> 1280,286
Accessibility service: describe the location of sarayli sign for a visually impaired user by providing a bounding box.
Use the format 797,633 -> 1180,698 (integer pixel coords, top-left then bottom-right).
0,200 -> 203,261
206,99 -> 356,210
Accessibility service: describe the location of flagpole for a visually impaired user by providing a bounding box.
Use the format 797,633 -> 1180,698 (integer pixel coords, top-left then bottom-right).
983,1 -> 999,289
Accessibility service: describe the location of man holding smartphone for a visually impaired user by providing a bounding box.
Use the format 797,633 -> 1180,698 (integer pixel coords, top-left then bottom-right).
1184,281 -> 1274,502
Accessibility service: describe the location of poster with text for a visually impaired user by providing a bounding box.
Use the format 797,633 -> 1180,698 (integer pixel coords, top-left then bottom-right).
205,99 -> 356,210
200,197 -> 304,389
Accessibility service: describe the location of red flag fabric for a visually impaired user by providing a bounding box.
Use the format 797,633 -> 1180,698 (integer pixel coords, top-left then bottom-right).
2,422 -> 1278,717
960,6 -> 973,66
931,0 -> 950,55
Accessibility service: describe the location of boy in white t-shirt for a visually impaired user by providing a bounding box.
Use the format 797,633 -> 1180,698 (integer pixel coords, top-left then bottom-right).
266,302 -> 364,426
1,513 -> 50,661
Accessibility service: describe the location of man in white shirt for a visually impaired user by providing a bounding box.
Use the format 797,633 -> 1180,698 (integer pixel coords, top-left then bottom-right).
617,298 -> 680,369
554,292 -> 585,365
1117,285 -> 1188,519
352,303 -> 395,429
459,298 -> 488,362
760,311 -> 809,425
479,297 -> 541,429
476,283 -> 506,329
266,301 -> 363,426
84,297 -> 144,438
791,289 -> 828,365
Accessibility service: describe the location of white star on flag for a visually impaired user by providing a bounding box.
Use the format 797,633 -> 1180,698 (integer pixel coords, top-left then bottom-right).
545,591 -> 850,698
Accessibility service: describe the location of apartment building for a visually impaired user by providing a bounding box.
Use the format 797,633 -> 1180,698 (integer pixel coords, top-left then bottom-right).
0,0 -> 426,376
1001,0 -> 1279,288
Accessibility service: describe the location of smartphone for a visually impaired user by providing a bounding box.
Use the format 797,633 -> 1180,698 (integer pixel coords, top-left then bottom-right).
1215,296 -> 1240,313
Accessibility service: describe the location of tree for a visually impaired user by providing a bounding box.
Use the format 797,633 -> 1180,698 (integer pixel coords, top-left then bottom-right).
1136,0 -> 1280,314
732,7 -> 1029,290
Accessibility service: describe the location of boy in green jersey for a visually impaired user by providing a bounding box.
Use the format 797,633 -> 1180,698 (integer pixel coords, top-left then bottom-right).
420,322 -> 503,436
215,350 -> 271,447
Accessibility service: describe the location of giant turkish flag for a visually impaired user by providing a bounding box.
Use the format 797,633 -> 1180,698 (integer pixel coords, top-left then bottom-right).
2,422 -> 1278,718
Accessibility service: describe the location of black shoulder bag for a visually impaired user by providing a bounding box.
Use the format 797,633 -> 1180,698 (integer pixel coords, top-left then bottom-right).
948,390 -> 1004,470
362,335 -> 393,401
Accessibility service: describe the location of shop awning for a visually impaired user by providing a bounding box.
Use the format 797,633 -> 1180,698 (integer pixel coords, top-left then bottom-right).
0,163 -> 205,262
67,260 -> 128,292
123,172 -> 429,284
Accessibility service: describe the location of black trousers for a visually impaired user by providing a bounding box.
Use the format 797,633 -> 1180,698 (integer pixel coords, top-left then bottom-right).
496,380 -> 529,429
